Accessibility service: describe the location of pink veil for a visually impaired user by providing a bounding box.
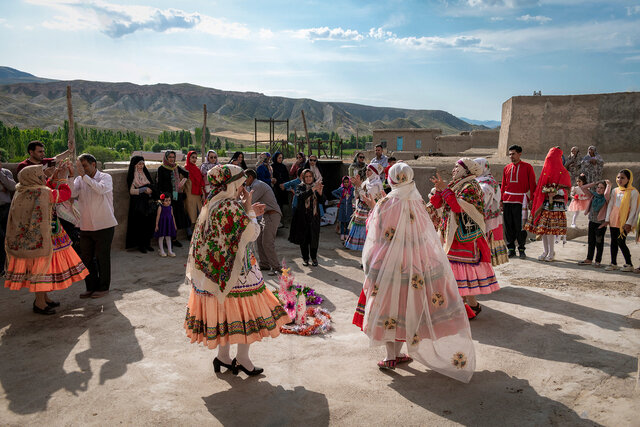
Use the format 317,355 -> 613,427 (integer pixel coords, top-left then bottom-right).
361,162 -> 475,382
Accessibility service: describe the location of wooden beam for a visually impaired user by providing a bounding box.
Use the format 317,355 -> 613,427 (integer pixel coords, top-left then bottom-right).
201,104 -> 207,156
66,86 -> 76,159
301,110 -> 311,156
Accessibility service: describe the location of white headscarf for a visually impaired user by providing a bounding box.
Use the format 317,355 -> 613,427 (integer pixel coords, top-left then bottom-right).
361,163 -> 476,383
365,163 -> 384,195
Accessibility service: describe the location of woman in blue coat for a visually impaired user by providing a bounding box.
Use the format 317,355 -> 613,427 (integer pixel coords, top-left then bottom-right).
332,175 -> 355,241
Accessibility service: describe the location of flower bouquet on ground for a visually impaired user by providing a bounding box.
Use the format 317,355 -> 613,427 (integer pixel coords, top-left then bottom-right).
275,261 -> 332,336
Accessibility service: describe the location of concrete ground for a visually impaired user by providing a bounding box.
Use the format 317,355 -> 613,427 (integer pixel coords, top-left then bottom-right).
1,217 -> 639,426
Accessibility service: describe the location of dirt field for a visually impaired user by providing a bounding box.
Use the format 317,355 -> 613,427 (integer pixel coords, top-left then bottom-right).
0,222 -> 638,426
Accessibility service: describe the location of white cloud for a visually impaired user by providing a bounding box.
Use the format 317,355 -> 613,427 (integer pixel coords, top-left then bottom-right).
293,26 -> 364,41
627,5 -> 640,16
466,0 -> 540,8
517,14 -> 552,23
368,27 -> 396,39
388,34 -> 487,51
28,0 -> 249,39
490,16 -> 505,21
258,29 -> 274,39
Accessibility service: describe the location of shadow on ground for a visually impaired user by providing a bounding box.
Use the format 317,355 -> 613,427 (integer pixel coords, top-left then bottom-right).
386,368 -> 601,426
0,299 -> 143,414
203,375 -> 329,426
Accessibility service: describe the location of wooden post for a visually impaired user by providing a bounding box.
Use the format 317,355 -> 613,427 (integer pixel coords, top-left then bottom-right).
66,86 -> 76,159
301,110 -> 311,156
254,119 -> 257,156
201,104 -> 207,157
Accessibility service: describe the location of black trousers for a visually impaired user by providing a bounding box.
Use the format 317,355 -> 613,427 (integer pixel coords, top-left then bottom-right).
0,204 -> 10,272
300,243 -> 318,262
80,227 -> 115,292
503,203 -> 527,251
610,227 -> 632,266
586,221 -> 606,263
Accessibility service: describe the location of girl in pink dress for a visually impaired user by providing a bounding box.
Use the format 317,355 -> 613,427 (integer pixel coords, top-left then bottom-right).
568,174 -> 590,227
353,163 -> 475,382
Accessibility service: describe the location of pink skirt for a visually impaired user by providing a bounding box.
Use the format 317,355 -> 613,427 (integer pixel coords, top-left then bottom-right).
568,198 -> 589,212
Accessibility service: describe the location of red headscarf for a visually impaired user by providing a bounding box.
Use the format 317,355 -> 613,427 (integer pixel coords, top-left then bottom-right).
185,150 -> 205,195
530,147 -> 572,225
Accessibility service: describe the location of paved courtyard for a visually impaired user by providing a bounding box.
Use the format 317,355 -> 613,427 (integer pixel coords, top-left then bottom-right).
0,226 -> 638,426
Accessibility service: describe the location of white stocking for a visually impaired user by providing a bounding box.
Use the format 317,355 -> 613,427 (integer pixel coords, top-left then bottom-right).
385,342 -> 396,361
394,341 -> 404,358
236,343 -> 254,370
572,211 -> 578,226
158,237 -> 166,254
165,236 -> 173,254
546,235 -> 555,257
217,344 -> 231,364
541,234 -> 549,257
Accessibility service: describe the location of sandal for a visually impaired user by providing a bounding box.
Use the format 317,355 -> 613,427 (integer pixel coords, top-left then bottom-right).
396,354 -> 413,364
470,303 -> 482,315
377,359 -> 397,370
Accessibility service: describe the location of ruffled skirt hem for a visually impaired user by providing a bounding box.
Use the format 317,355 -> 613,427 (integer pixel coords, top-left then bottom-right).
4,247 -> 88,292
184,284 -> 291,349
450,261 -> 500,296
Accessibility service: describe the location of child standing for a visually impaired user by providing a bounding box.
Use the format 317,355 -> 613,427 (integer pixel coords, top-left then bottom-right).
578,180 -> 611,267
332,176 -> 354,241
155,193 -> 178,257
603,169 -> 639,272
568,174 -> 589,227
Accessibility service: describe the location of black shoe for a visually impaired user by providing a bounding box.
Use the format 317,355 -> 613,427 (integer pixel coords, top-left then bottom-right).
231,358 -> 264,376
173,240 -> 183,248
138,247 -> 148,254
519,251 -> 526,259
146,246 -> 154,252
46,300 -> 61,308
311,259 -> 318,267
470,303 -> 482,315
33,302 -> 56,315
302,260 -> 310,266
213,357 -> 234,373
508,249 -> 516,258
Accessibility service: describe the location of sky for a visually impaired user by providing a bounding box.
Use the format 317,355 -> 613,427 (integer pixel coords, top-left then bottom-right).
0,0 -> 639,121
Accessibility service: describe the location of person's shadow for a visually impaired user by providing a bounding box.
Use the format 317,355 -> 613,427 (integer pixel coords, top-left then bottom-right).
385,368 -> 601,426
203,375 -> 330,426
0,298 -> 143,414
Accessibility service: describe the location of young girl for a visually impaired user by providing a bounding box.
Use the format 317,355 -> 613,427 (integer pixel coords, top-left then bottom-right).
524,147 -> 572,262
332,176 -> 354,241
603,169 -> 639,272
578,180 -> 611,267
568,174 -> 589,227
155,193 -> 178,257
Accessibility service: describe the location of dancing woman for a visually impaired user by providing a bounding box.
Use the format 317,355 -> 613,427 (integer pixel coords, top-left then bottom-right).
345,163 -> 385,251
184,164 -> 290,376
430,158 -> 500,318
4,164 -> 88,314
353,163 -> 475,382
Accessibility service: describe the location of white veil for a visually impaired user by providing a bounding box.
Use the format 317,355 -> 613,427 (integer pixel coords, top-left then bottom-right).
361,163 -> 475,383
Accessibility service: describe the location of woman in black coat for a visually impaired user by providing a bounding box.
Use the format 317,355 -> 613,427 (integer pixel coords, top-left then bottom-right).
125,156 -> 157,253
271,151 -> 290,211
156,150 -> 189,246
288,169 -> 325,266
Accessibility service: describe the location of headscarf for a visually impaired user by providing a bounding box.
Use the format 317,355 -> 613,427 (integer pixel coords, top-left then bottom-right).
473,157 -> 501,206
256,152 -> 271,168
228,151 -> 247,170
530,147 -> 572,227
352,152 -> 365,168
304,158 -> 322,182
616,169 -> 638,237
186,164 -> 251,300
298,168 -> 319,216
339,175 -> 353,199
5,165 -> 54,276
184,150 -> 205,195
200,150 -> 219,176
161,151 -> 181,199
361,162 -> 475,383
290,152 -> 306,177
365,163 -> 384,194
127,155 -> 152,190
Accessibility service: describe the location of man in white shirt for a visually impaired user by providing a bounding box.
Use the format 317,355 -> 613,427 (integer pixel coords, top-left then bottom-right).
73,153 -> 118,299
370,144 -> 388,178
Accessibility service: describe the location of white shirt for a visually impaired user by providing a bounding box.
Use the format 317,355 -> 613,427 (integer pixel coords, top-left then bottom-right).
73,170 -> 118,231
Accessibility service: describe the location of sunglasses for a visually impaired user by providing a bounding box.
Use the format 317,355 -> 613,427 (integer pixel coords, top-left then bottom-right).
358,156 -> 364,159
310,159 -> 317,162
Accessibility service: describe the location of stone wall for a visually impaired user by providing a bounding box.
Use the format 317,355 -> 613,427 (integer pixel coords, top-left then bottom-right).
435,130 -> 500,155
498,92 -> 640,160
373,129 -> 443,153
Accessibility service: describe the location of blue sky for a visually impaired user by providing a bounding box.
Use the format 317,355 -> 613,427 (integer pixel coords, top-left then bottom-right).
0,0 -> 638,121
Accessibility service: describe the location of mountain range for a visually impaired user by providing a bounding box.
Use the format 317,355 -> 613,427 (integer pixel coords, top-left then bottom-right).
0,66 -> 489,141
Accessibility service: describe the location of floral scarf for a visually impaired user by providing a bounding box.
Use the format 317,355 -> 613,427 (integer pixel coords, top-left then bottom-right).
187,164 -> 251,299
5,165 -> 54,276
161,151 -> 180,199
